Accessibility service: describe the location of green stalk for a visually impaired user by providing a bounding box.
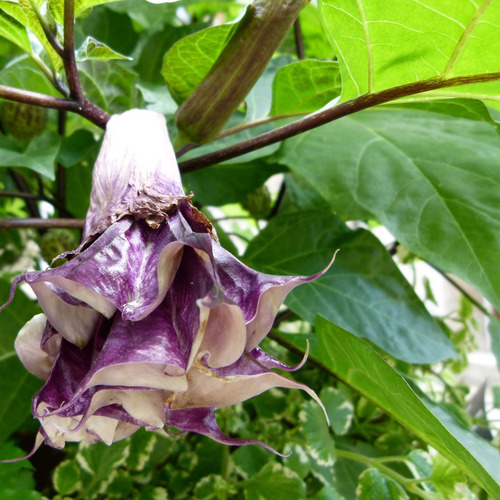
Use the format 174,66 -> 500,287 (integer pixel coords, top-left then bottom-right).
175,0 -> 309,145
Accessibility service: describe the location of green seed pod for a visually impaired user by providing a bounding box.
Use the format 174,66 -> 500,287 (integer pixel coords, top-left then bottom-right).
1,102 -> 48,140
242,185 -> 272,218
39,229 -> 80,267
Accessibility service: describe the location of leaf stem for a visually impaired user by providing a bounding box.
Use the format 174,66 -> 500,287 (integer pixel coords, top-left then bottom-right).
178,72 -> 500,173
335,449 -> 435,499
0,85 -> 77,111
429,264 -> 491,317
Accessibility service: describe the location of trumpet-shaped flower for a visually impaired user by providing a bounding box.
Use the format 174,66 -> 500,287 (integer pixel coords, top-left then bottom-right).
2,110 -> 328,455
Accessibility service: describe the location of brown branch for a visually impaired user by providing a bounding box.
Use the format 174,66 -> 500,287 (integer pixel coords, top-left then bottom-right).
0,85 -> 79,111
294,18 -> 305,60
0,218 -> 84,229
178,72 -> 500,173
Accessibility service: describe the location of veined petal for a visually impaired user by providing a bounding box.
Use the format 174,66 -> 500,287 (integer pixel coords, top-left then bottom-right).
84,110 -> 186,238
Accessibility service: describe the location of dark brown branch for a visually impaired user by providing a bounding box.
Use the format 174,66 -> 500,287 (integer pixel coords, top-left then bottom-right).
178,72 -> 500,173
294,18 -> 305,60
0,85 -> 79,111
0,218 -> 84,229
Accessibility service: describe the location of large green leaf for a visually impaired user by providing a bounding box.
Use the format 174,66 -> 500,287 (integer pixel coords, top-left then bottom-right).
244,211 -> 455,363
271,60 -> 342,116
316,317 -> 500,497
318,0 -> 500,101
161,22 -> 235,103
0,0 -> 62,71
0,56 -> 57,94
0,279 -> 42,444
0,9 -> 31,54
0,131 -> 61,179
278,101 -> 500,311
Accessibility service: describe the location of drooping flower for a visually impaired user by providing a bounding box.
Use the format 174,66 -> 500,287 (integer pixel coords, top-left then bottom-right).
2,110 -> 329,455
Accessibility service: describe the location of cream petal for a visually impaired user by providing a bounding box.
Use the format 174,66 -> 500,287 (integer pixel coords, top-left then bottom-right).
14,314 -> 60,381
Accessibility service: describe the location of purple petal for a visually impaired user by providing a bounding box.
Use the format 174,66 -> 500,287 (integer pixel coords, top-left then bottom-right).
166,407 -> 283,455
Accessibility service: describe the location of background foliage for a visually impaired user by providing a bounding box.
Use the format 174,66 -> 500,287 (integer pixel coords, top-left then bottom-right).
0,0 -> 499,498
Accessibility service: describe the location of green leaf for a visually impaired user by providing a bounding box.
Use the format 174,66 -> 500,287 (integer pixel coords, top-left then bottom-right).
76,440 -> 129,497
53,460 -> 82,496
300,400 -> 336,468
356,469 -> 408,500
312,486 -> 344,500
79,60 -> 142,114
245,462 -> 306,500
246,55 -> 293,121
0,9 -> 31,54
271,60 -> 341,116
320,387 -> 354,436
194,474 -> 234,500
0,56 -> 56,94
232,444 -> 272,479
278,101 -> 500,312
136,23 -> 202,85
244,211 -> 455,363
184,159 -> 283,207
0,280 -> 42,443
162,22 -> 235,103
48,0 -> 122,23
0,0 -> 62,71
0,131 -> 60,179
57,129 -> 98,168
0,442 -> 35,491
318,0 -> 500,101
137,487 -> 169,500
282,443 -> 311,479
316,317 -> 500,498
431,454 -> 469,499
76,36 -> 131,62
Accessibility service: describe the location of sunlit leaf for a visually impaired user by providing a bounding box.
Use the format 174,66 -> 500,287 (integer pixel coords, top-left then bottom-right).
271,60 -> 341,116
76,36 -> 131,62
318,0 -> 500,101
162,22 -> 235,103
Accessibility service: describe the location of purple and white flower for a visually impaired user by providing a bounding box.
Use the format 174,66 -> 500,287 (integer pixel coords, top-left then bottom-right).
2,110 -> 328,454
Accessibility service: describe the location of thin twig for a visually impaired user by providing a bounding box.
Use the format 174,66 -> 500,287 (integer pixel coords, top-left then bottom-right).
429,264 -> 491,317
56,110 -> 67,209
8,170 -> 40,219
178,72 -> 500,173
0,218 -> 85,229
